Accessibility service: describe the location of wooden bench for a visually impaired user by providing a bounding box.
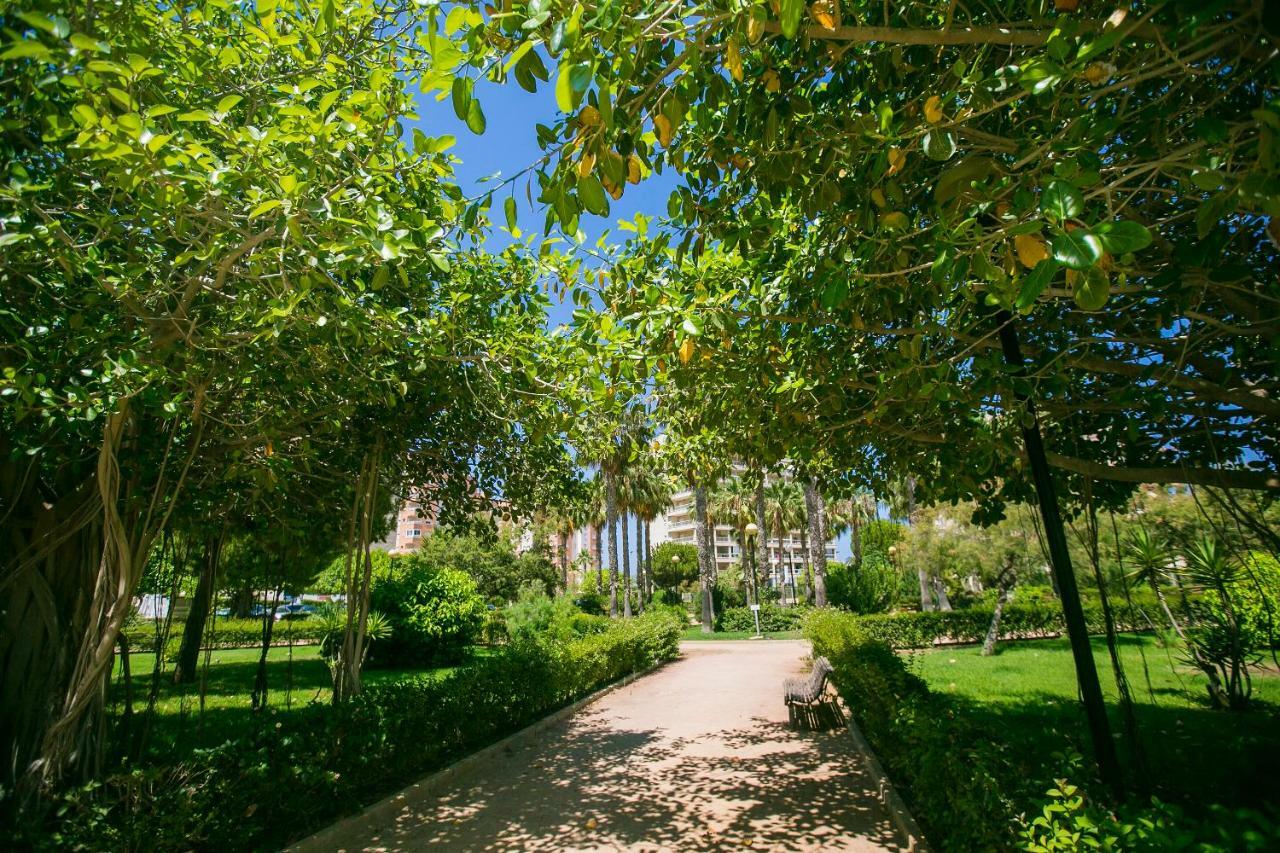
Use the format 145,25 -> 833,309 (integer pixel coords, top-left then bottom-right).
784,656 -> 837,728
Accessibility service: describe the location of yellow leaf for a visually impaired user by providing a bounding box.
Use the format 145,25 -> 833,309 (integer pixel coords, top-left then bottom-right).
1015,233 -> 1049,269
603,176 -> 623,200
870,188 -> 887,209
577,152 -> 595,178
1082,62 -> 1115,85
584,817 -> 598,830
726,36 -> 744,82
924,95 -> 944,124
264,441 -> 274,458
678,338 -> 695,365
763,69 -> 781,93
747,15 -> 764,44
881,211 -> 909,231
810,0 -> 839,30
654,114 -> 673,147
886,147 -> 906,176
627,154 -> 642,184
578,105 -> 601,127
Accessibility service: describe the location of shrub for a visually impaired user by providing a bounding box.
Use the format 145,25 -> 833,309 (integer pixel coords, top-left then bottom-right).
1021,760 -> 1280,851
716,602 -> 806,633
805,609 -> 1016,850
827,555 -> 898,614
368,562 -> 486,666
860,519 -> 906,559
123,617 -> 328,658
848,601 -> 1146,649
504,583 -> 605,643
34,612 -> 683,851
573,568 -> 609,615
650,541 -> 700,590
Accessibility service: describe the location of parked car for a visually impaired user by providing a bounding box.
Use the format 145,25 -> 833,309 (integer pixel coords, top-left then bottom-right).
273,603 -> 315,621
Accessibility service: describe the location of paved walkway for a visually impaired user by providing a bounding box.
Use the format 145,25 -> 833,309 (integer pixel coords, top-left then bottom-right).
298,640 -> 906,851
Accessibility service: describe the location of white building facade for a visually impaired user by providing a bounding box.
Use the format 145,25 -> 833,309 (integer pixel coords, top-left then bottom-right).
649,484 -> 837,590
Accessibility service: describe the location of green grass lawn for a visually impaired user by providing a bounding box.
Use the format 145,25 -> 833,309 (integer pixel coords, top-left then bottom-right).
680,627 -> 804,641
109,644 -> 470,759
907,634 -> 1280,812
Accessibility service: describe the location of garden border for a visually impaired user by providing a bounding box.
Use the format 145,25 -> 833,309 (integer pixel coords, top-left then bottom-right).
836,697 -> 932,853
286,659 -> 671,851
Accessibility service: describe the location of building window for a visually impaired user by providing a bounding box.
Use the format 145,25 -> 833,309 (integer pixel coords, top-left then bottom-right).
411,529 -> 421,537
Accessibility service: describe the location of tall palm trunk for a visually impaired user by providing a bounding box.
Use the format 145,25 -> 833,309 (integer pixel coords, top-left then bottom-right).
605,472 -> 619,617
800,523 -> 813,604
694,485 -> 715,632
634,514 -> 645,612
558,527 -> 570,593
754,480 -> 768,594
851,512 -> 863,567
644,519 -> 653,604
804,477 -> 828,607
621,509 -> 632,618
593,522 -> 603,590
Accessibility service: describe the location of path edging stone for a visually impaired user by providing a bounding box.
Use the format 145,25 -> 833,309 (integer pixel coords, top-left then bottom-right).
286,661 -> 666,852
838,699 -> 931,853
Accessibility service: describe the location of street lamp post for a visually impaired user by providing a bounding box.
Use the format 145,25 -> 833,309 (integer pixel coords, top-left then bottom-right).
745,523 -> 762,638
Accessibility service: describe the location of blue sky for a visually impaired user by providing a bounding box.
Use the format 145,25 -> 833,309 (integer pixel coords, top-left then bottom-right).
410,78 -> 857,562
411,77 -> 679,327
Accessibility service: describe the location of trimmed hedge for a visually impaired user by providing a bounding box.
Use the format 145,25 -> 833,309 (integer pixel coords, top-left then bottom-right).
806,610 -> 1280,851
38,612 -> 683,851
806,609 -> 1016,851
850,602 -> 1147,650
123,618 -> 327,656
716,603 -> 808,633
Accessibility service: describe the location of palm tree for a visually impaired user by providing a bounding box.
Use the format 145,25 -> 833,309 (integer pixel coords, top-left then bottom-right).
711,475 -> 758,600
600,410 -> 650,618
826,489 -> 877,567
626,464 -> 672,606
574,476 -> 606,592
764,477 -> 804,605
1126,526 -> 1184,639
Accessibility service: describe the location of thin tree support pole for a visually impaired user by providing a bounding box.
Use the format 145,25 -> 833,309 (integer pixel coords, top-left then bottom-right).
996,311 -> 1122,793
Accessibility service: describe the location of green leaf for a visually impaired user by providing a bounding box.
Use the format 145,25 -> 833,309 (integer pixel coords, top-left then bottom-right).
780,0 -> 805,39
177,110 -> 214,122
451,77 -> 472,121
1040,181 -> 1082,222
0,40 -> 53,61
465,98 -> 486,135
555,62 -> 592,113
249,199 -> 282,218
1050,227 -> 1103,270
0,232 -> 32,247
922,130 -> 957,162
1016,260 -> 1059,310
504,196 -> 518,230
1094,221 -> 1152,255
577,175 -> 608,216
216,94 -> 243,114
1072,266 -> 1110,311
18,12 -> 69,38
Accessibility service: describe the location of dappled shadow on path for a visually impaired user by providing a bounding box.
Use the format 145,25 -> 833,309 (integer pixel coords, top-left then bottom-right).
359,716 -> 900,851
336,662 -> 903,852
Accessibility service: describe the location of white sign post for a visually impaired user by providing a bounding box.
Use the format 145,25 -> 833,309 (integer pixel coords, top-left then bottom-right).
750,603 -> 762,638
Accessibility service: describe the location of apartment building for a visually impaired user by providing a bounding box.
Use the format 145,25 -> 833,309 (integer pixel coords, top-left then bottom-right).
649,485 -> 836,589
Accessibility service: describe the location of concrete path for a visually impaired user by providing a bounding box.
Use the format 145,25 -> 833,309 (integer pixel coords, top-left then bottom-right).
299,640 -> 906,852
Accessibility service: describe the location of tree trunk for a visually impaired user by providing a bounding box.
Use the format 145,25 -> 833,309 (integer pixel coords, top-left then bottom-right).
754,480 -> 768,593
918,568 -> 935,612
800,524 -> 814,604
173,536 -> 221,684
605,472 -> 619,618
558,527 -> 570,593
621,508 -> 632,618
851,513 -> 863,567
804,477 -> 828,607
694,485 -> 715,632
933,575 -> 953,611
251,587 -> 281,711
593,522 -> 603,590
982,575 -> 1015,656
643,520 -> 653,604
635,515 -> 646,612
